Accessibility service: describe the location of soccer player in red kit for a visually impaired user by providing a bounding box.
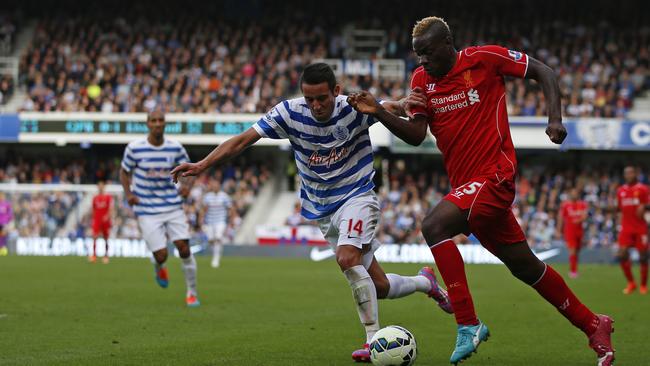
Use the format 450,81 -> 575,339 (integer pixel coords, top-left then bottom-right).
616,166 -> 649,295
558,188 -> 588,278
91,181 -> 113,264
348,16 -> 614,366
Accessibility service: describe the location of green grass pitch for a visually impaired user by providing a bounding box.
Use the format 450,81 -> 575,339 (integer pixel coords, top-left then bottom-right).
0,256 -> 646,365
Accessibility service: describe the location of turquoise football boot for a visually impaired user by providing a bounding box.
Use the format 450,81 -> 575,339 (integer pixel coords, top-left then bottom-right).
450,321 -> 490,364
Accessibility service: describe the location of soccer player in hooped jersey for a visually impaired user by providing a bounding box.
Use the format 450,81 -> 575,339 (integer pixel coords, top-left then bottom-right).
200,179 -> 232,268
120,110 -> 200,307
558,188 -> 588,278
616,166 -> 649,295
90,181 -> 113,264
347,17 -> 614,366
172,63 -> 452,362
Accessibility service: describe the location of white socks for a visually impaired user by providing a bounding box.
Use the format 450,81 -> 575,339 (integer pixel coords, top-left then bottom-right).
344,265 -> 380,343
211,243 -> 223,268
386,274 -> 431,299
181,254 -> 198,297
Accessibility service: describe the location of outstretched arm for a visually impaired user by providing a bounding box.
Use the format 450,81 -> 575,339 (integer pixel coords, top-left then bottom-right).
348,91 -> 428,146
525,56 -> 566,144
171,128 -> 261,182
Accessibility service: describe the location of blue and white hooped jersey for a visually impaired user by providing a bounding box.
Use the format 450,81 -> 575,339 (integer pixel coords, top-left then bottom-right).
253,95 -> 377,220
203,191 -> 231,225
121,138 -> 189,216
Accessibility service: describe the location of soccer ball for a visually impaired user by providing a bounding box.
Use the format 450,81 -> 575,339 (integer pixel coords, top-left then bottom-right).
369,325 -> 417,366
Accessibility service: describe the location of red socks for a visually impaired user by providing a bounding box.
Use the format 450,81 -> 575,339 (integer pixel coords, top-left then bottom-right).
641,263 -> 648,287
620,259 -> 635,284
430,239 -> 478,326
569,253 -> 578,274
532,265 -> 599,335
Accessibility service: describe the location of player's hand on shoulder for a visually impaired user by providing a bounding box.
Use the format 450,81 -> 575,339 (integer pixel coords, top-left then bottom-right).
126,192 -> 139,206
347,91 -> 382,115
171,162 -> 204,183
402,87 -> 428,118
545,120 -> 567,144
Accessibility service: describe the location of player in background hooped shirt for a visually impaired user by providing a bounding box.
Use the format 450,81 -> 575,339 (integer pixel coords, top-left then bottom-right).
120,109 -> 200,308
558,188 -> 588,278
616,166 -> 649,295
347,16 -> 614,366
90,180 -> 113,264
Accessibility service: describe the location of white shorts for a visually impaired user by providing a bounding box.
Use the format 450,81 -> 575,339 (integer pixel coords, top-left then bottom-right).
317,191 -> 380,250
203,222 -> 227,242
137,209 -> 190,253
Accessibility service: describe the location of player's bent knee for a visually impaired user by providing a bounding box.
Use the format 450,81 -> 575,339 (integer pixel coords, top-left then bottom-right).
421,216 -> 448,243
174,240 -> 191,258
336,247 -> 362,271
153,248 -> 168,264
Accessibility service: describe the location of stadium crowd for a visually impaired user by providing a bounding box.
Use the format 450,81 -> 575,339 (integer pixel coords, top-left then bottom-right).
14,1 -> 650,118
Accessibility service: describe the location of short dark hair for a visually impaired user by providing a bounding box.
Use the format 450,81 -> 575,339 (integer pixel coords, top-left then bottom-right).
300,63 -> 336,92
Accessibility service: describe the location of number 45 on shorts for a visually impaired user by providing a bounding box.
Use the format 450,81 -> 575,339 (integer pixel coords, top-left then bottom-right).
450,181 -> 484,199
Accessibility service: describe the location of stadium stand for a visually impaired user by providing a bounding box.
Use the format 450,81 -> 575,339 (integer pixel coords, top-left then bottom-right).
13,1 -> 650,117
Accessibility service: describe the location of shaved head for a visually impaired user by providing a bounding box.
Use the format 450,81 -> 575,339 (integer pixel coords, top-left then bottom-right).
147,108 -> 165,122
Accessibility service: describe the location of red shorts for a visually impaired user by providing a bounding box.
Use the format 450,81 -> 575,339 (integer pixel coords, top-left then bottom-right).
92,220 -> 111,238
444,177 -> 525,254
618,231 -> 648,252
564,231 -> 583,249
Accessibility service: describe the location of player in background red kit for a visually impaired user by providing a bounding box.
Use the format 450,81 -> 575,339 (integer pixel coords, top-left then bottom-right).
558,188 -> 588,278
90,181 -> 113,264
616,166 -> 649,295
348,16 -> 614,366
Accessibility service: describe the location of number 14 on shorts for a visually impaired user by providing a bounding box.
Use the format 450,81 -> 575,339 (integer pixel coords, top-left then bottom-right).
347,219 -> 364,238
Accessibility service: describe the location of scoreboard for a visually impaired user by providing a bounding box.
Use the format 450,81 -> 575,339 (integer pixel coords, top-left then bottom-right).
20,119 -> 255,136
8,112 -> 285,146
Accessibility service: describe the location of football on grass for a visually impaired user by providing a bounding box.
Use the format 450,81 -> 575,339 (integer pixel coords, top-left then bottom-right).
369,325 -> 417,366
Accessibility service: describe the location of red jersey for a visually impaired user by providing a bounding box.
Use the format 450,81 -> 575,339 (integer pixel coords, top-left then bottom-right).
560,200 -> 587,234
617,183 -> 649,233
92,194 -> 113,223
410,45 -> 528,187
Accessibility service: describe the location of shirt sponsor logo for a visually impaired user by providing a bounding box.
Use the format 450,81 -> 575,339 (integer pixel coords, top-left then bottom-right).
430,89 -> 480,113
146,168 -> 172,178
621,197 -> 640,206
308,147 -> 349,168
468,88 -> 480,105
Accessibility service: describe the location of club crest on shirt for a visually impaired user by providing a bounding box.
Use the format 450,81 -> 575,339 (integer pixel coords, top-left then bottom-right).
508,50 -> 523,61
463,70 -> 474,88
333,125 -> 350,141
